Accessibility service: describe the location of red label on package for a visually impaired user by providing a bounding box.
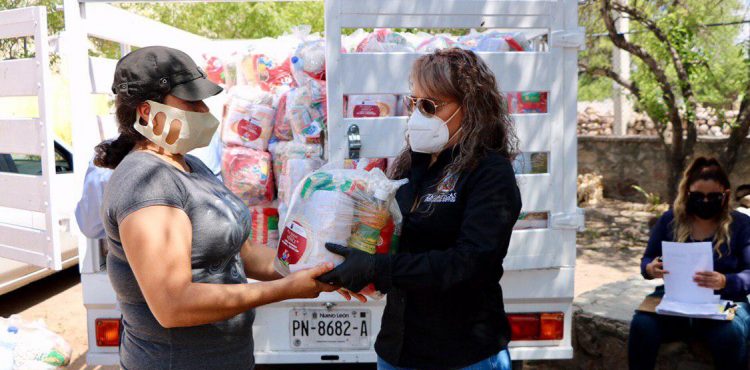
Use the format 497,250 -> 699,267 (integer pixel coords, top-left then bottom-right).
353,104 -> 381,118
236,119 -> 262,141
277,221 -> 307,265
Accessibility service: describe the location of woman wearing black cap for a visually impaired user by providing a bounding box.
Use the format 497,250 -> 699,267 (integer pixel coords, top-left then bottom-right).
96,46 -> 336,370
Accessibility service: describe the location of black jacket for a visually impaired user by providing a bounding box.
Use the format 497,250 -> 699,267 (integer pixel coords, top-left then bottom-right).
372,148 -> 522,369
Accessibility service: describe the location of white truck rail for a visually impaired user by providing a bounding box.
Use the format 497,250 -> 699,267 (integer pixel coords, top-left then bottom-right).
325,0 -> 583,359
0,6 -> 63,270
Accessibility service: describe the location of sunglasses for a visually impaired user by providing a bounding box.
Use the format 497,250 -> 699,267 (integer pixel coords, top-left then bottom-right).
403,95 -> 451,117
688,191 -> 726,203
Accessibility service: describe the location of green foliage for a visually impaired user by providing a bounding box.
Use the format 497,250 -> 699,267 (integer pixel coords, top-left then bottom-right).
579,74 -> 613,101
0,0 -> 63,60
121,2 -> 324,40
578,0 -> 748,116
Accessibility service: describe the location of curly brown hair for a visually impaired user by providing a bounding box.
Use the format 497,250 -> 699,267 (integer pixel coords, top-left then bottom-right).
388,48 -> 519,180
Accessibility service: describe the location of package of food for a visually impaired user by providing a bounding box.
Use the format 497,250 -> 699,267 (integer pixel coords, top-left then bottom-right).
416,35 -> 455,53
241,52 -> 294,92
222,147 -> 274,207
203,54 -> 226,85
221,87 -> 276,150
355,29 -> 414,53
271,141 -> 324,206
343,158 -> 388,173
249,206 -> 280,248
346,95 -> 397,118
0,315 -> 72,370
506,92 -> 548,113
286,79 -> 327,144
472,31 -> 529,52
291,39 -> 326,84
272,91 -> 293,141
274,167 -> 407,298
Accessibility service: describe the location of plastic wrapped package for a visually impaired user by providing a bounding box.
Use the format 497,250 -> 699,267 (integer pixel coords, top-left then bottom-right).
467,31 -> 529,52
274,167 -> 407,298
343,158 -> 388,173
355,29 -> 414,53
249,206 -> 280,248
221,146 -> 274,207
506,92 -> 548,113
272,90 -> 293,141
203,54 -> 226,85
0,315 -> 71,370
271,141 -> 324,207
346,95 -> 397,118
342,28 -> 370,53
221,87 -> 276,150
416,35 -> 456,52
286,79 -> 327,144
290,39 -> 326,84
241,51 -> 294,92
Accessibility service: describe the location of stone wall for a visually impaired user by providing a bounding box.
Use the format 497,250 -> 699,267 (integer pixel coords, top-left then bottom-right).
577,136 -> 750,203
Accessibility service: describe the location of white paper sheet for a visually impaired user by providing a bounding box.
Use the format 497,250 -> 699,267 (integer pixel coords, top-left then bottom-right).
661,241 -> 719,304
656,299 -> 732,320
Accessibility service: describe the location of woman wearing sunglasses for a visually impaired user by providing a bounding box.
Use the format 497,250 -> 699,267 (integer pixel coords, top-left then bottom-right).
628,157 -> 750,370
319,48 -> 522,370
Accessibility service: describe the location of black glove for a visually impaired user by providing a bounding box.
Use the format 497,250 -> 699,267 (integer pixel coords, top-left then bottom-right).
318,243 -> 389,293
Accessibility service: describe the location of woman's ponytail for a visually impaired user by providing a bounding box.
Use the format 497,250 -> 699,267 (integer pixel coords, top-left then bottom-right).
93,134 -> 137,169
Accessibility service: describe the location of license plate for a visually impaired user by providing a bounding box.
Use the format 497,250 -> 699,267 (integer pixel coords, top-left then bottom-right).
289,308 -> 371,350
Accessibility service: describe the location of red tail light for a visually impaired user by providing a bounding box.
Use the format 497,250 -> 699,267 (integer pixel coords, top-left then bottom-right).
508,312 -> 564,341
96,318 -> 121,347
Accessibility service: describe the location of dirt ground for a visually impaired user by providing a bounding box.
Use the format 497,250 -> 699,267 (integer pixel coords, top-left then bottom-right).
0,199 -> 663,369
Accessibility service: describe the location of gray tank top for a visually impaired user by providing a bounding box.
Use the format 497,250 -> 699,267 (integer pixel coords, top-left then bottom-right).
102,151 -> 255,370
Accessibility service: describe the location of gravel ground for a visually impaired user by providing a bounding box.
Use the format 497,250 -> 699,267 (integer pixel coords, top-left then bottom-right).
0,199 -> 663,369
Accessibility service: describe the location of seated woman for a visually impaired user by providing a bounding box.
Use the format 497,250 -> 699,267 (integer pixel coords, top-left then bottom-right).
628,157 -> 750,370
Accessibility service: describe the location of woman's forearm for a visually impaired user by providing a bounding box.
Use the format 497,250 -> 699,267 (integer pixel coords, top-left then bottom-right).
158,279 -> 290,328
241,241 -> 283,281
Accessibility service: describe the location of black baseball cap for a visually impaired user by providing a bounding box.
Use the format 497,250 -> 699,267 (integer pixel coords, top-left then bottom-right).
112,46 -> 222,101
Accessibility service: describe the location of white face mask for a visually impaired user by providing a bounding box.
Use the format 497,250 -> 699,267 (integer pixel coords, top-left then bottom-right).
133,100 -> 220,155
406,106 -> 461,154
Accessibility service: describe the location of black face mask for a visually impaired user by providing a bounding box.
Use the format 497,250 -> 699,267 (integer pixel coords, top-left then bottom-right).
687,192 -> 725,220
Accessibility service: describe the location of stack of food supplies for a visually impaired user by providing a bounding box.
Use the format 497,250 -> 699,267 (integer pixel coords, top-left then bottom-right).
220,85 -> 278,247
215,30 -> 329,249
274,165 -> 407,298
0,316 -> 72,370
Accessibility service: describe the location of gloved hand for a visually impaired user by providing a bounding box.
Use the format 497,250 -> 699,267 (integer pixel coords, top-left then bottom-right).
317,243 -> 389,293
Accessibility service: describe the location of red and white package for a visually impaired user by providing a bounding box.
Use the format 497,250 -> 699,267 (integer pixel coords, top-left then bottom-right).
346,95 -> 397,118
221,147 -> 275,207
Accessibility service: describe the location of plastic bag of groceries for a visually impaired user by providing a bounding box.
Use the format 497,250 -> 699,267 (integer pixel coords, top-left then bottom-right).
221,86 -> 276,151
0,315 -> 71,370
286,79 -> 327,144
249,206 -> 280,248
416,35 -> 455,53
356,29 -> 415,53
290,38 -> 326,84
271,141 -> 324,221
222,146 -> 275,207
346,95 -> 397,118
274,165 -> 407,298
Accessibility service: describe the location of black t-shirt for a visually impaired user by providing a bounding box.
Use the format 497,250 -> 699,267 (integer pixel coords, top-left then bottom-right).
374,148 -> 522,369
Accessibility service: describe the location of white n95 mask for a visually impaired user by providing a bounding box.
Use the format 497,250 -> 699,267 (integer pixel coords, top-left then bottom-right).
406,107 -> 461,154
134,100 -> 220,155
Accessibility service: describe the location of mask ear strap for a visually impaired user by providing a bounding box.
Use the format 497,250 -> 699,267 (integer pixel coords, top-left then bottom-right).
444,106 -> 462,124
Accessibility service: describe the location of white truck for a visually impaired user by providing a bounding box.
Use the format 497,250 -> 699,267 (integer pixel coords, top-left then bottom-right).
0,0 -> 584,366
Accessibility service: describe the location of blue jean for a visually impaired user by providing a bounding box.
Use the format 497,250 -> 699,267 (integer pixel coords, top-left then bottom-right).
377,348 -> 512,370
627,302 -> 750,370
